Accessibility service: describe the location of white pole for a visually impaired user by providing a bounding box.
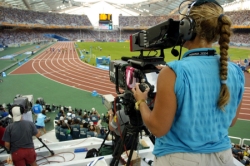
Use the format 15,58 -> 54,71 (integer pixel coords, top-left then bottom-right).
99,27 -> 100,39
119,26 -> 121,41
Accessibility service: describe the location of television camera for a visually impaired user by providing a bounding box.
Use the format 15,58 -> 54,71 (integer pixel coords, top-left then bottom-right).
108,18 -> 181,166
109,18 -> 181,126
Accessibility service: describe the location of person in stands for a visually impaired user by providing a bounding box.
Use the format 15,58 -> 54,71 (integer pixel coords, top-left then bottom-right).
35,109 -> 47,135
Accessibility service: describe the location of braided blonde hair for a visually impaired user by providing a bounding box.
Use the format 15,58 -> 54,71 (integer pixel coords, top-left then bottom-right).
189,2 -> 232,110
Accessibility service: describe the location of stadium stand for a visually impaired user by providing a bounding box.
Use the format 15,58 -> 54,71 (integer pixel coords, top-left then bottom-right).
0,6 -> 92,26
0,6 -> 250,45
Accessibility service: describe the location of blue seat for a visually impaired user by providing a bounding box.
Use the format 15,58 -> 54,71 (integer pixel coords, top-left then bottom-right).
59,128 -> 68,141
67,133 -> 73,141
55,126 -> 60,139
79,128 -> 88,138
76,116 -> 82,121
97,133 -> 106,139
71,124 -> 80,139
86,131 -> 95,137
97,128 -> 106,139
83,118 -> 89,123
55,113 -> 62,120
90,115 -> 99,123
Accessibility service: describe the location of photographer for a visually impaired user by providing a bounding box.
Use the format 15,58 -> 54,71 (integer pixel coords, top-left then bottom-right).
2,106 -> 41,166
108,108 -> 134,151
132,0 -> 244,165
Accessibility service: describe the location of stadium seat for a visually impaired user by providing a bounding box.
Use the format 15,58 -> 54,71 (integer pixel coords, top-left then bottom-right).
67,133 -> 73,141
97,128 -> 106,139
59,128 -> 69,141
97,133 -> 106,139
90,115 -> 99,125
55,126 -> 60,139
79,128 -> 88,139
87,131 -> 95,137
71,124 -> 80,139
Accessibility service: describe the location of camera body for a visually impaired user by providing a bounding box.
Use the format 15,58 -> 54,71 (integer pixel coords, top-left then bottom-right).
109,18 -> 180,126
130,18 -> 180,52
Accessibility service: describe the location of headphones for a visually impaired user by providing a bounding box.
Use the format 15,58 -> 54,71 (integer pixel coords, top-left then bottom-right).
179,1 -> 197,41
179,0 -> 223,41
9,104 -> 25,117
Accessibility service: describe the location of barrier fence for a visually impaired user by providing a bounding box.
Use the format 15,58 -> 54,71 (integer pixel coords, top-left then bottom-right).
229,136 -> 250,146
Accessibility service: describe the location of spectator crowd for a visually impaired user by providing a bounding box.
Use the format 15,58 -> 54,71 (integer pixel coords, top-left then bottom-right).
54,107 -> 108,142
232,143 -> 250,166
0,6 -> 250,45
0,6 -> 92,26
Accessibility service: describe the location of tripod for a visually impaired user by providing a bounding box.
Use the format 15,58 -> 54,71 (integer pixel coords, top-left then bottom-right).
110,124 -> 155,166
35,137 -> 54,156
98,129 -> 111,153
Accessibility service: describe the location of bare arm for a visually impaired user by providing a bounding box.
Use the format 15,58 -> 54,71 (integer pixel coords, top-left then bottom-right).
133,66 -> 177,137
35,130 -> 41,138
4,142 -> 10,151
108,109 -> 115,131
230,101 -> 242,127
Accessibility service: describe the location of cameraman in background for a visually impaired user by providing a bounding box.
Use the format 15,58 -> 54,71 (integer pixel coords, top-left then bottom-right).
0,105 -> 8,119
108,107 -> 133,152
132,0 -> 244,165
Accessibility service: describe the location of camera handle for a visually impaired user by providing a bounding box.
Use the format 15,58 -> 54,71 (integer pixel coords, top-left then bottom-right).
110,124 -> 155,166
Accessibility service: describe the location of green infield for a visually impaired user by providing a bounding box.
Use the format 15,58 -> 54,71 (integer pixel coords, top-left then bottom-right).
76,42 -> 250,65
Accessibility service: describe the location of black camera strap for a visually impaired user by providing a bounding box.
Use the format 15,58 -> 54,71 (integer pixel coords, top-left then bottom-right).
185,49 -> 216,58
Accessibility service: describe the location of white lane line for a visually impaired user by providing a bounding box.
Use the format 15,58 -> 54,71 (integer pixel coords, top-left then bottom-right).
34,42 -> 114,94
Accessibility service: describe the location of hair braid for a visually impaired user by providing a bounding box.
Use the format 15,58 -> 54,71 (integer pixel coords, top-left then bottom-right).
217,14 -> 232,110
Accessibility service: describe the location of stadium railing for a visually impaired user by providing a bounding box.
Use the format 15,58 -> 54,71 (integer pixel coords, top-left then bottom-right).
229,136 -> 242,145
229,136 -> 250,146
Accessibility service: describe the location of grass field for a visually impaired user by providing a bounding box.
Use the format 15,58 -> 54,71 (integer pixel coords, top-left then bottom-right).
76,42 -> 250,65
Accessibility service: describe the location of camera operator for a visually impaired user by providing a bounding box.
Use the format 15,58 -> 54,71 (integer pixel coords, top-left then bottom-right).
0,104 -> 8,119
2,106 -> 41,166
108,108 -> 134,151
132,0 -> 244,165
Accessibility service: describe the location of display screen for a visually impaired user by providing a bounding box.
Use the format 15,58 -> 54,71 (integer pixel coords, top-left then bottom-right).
99,13 -> 112,24
99,14 -> 112,21
99,23 -> 113,30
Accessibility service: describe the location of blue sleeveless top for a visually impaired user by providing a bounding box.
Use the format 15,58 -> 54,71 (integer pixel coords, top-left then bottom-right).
153,48 -> 245,157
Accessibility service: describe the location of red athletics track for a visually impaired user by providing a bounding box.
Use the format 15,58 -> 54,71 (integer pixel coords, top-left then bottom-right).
10,42 -> 250,121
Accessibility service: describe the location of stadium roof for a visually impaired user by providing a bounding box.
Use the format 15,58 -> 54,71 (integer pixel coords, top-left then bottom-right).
0,0 -> 237,16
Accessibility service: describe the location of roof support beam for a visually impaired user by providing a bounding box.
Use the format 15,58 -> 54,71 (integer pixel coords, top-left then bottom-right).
169,1 -> 189,15
22,0 -> 31,10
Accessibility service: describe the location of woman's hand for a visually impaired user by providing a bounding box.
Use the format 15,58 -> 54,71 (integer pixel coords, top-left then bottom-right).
108,109 -> 113,116
132,83 -> 149,101
156,64 -> 165,70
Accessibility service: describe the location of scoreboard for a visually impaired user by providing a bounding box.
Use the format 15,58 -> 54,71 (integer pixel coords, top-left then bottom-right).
99,13 -> 112,30
99,14 -> 112,23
